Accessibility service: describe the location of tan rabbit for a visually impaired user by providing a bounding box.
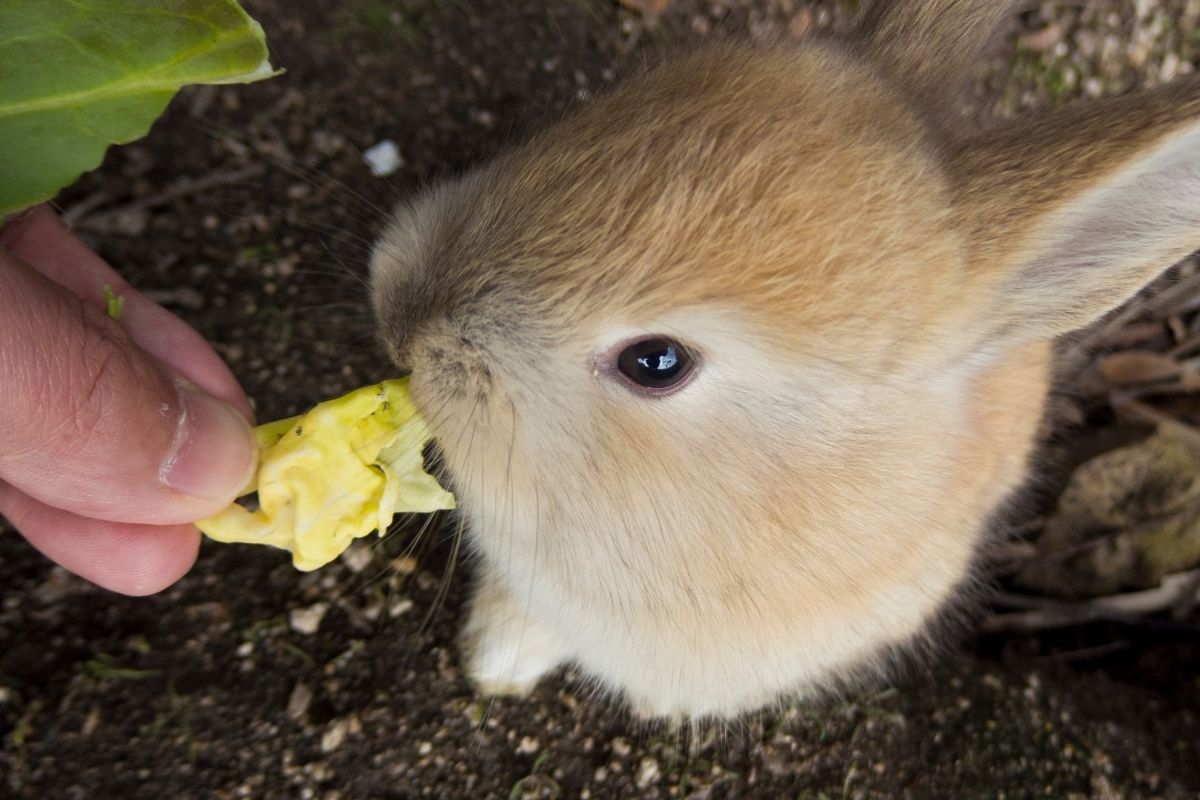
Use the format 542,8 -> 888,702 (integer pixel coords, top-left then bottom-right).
369,0 -> 1200,718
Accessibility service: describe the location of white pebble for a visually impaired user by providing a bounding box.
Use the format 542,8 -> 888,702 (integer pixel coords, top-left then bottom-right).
287,683 -> 313,719
290,602 -> 328,635
321,718 -> 349,753
636,757 -> 660,788
342,542 -> 373,574
363,139 -> 403,177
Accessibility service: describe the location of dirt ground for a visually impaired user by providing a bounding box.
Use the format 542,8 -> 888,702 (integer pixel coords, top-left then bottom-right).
4,1 -> 1200,797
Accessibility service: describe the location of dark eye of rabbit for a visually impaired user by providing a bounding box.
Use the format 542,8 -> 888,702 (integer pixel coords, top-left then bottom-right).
617,338 -> 696,391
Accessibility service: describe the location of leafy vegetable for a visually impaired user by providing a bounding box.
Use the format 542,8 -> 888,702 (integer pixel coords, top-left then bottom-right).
197,380 -> 456,571
0,0 -> 279,217
103,285 -> 124,320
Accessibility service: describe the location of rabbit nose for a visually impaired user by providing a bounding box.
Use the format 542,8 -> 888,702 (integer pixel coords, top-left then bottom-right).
383,319 -> 433,376
376,274 -> 444,372
383,337 -> 414,375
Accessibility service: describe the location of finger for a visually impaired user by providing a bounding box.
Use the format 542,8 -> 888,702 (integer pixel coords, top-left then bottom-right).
0,251 -> 256,524
0,205 -> 252,419
1,481 -> 200,596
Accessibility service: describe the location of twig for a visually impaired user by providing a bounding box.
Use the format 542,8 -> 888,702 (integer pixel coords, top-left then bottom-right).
1112,395 -> 1200,452
983,569 -> 1200,633
66,164 -> 267,230
1035,640 -> 1132,663
1066,260 -> 1200,364
1168,327 -> 1200,359
59,190 -> 115,227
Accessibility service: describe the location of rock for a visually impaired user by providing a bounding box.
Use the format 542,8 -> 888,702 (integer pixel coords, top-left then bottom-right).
1017,433 -> 1200,597
287,683 -> 313,720
362,139 -> 403,177
290,602 -> 329,635
320,718 -> 349,753
635,757 -> 660,788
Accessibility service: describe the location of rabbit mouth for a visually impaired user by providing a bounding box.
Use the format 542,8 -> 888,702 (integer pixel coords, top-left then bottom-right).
419,438 -> 459,503
403,343 -> 494,506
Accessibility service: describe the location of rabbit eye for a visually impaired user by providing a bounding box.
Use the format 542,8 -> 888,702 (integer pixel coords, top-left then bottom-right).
616,337 -> 697,393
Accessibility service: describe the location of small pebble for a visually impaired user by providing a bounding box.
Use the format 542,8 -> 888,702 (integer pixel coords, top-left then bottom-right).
321,719 -> 349,753
342,542 -> 373,574
636,758 -> 660,788
363,139 -> 403,177
287,683 -> 313,719
290,602 -> 329,635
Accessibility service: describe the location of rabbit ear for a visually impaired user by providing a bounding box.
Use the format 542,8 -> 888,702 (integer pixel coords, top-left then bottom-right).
856,0 -> 1014,104
950,78 -> 1200,341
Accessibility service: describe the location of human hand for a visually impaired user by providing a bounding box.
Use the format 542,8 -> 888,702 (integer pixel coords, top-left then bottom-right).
0,206 -> 257,595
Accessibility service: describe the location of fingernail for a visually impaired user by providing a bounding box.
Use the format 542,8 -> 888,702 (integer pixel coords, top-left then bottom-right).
160,383 -> 257,503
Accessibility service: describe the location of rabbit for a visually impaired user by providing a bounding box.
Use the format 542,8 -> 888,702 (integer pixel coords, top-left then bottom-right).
368,0 -> 1200,719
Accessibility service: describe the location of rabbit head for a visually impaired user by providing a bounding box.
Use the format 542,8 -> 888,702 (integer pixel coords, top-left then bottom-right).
370,0 -> 1200,718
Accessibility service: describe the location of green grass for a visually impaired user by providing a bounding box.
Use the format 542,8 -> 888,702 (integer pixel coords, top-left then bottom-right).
6,699 -> 43,748
83,652 -> 161,682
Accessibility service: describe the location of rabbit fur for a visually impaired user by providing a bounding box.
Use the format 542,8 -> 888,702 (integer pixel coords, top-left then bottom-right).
370,0 -> 1200,718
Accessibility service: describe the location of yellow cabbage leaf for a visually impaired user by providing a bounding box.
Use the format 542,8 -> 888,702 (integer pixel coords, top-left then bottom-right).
197,379 -> 454,570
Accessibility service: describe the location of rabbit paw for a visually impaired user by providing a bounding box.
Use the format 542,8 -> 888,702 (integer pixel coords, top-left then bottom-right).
462,574 -> 567,697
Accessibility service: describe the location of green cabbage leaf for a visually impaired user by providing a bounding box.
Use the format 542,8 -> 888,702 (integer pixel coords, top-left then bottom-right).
0,0 -> 278,217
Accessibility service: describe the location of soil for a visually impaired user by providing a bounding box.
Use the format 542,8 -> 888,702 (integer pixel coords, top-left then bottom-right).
4,1 -> 1200,798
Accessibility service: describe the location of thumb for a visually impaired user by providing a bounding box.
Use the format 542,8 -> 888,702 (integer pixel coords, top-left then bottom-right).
0,249 -> 256,525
